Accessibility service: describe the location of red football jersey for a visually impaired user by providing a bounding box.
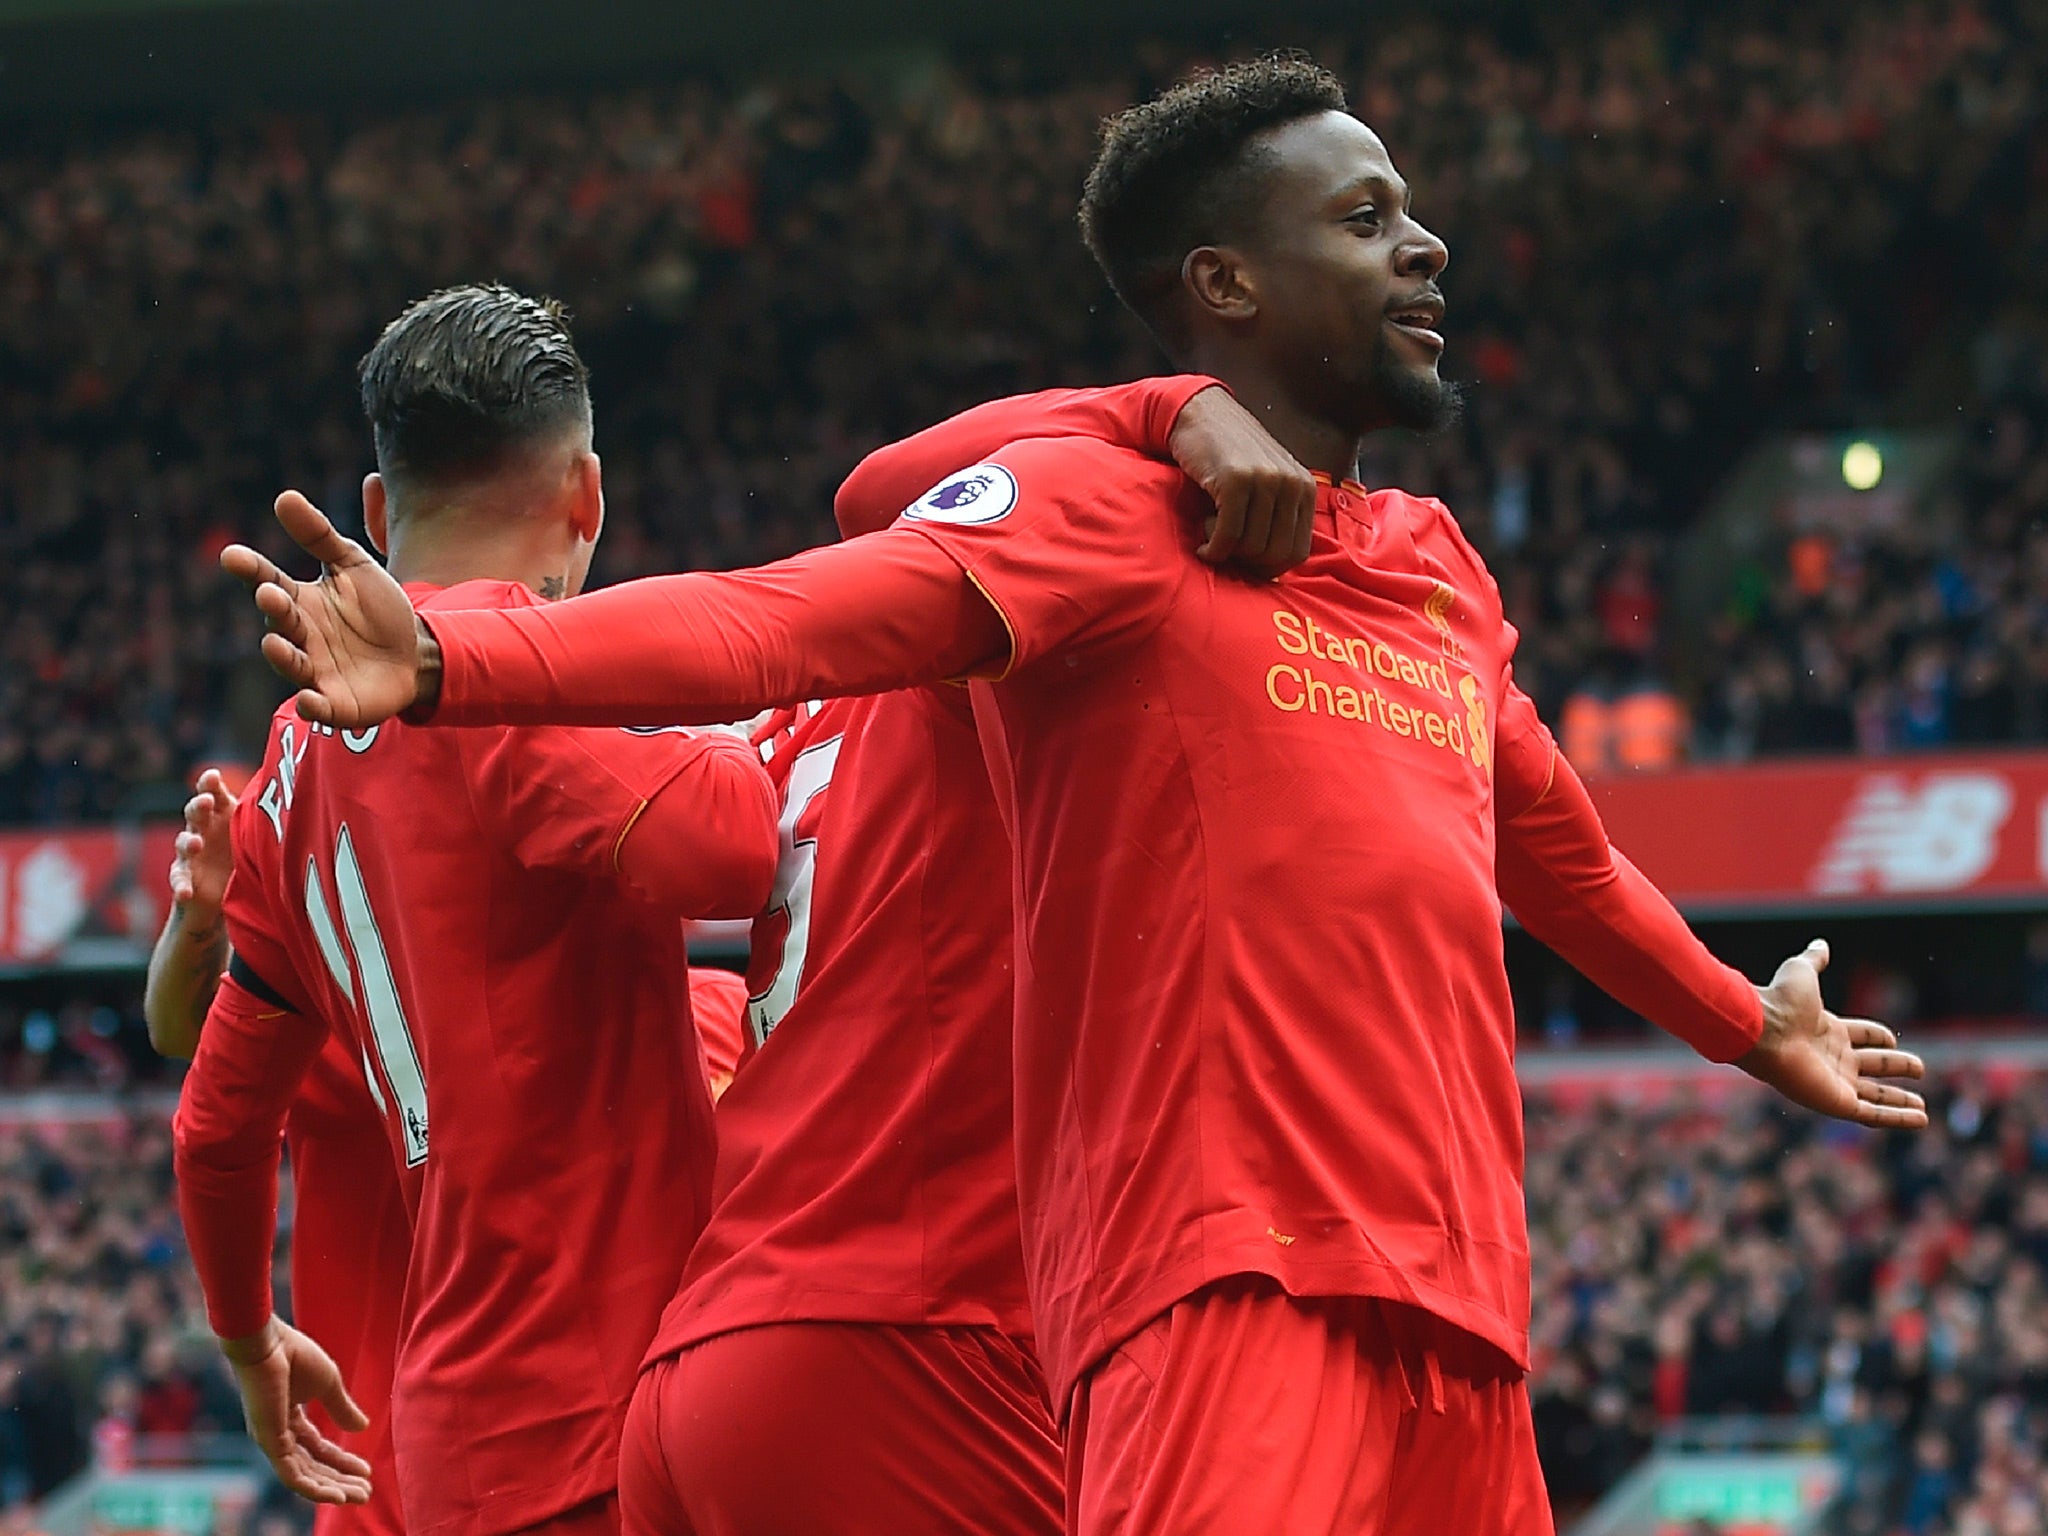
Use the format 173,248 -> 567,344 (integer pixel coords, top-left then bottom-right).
414,402 -> 1758,1424
283,1033 -> 408,1536
646,685 -> 1026,1359
208,580 -> 731,1536
899,438 -> 1540,1409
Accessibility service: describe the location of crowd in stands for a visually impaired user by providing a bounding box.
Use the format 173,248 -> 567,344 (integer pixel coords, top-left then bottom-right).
0,1113 -> 245,1502
4,1075 -> 2046,1530
0,0 -> 2043,822
1528,1072 -> 2048,1534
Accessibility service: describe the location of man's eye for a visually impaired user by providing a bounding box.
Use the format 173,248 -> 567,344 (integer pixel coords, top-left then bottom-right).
1348,209 -> 1381,230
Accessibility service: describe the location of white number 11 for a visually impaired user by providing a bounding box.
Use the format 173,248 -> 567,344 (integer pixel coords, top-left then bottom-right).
303,822 -> 430,1166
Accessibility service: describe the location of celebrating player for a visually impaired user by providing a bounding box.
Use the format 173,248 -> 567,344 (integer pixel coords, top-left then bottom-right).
227,63 -> 1929,1536
174,285 -> 780,1535
616,377 -> 1299,1536
148,771 -> 409,1536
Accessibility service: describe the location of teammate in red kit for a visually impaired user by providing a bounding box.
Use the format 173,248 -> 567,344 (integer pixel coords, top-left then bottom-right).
230,63 -> 1931,1536
615,377 -> 1298,1536
147,772 -> 408,1536
173,286 -> 780,1536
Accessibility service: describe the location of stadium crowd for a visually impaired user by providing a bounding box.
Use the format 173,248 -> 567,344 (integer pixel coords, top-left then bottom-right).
0,1113 -> 246,1502
4,1078 -> 2045,1531
1529,1074 -> 2048,1535
0,0 -> 2043,822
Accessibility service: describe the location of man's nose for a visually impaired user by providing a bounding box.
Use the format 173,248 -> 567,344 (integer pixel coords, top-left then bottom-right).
1396,218 -> 1449,279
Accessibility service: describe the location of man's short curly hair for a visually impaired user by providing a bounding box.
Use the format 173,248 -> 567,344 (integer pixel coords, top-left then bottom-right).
359,283 -> 592,489
1079,55 -> 1349,355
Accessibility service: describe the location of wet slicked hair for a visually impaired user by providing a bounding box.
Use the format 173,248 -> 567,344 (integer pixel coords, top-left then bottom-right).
1079,55 -> 1348,354
358,283 -> 591,489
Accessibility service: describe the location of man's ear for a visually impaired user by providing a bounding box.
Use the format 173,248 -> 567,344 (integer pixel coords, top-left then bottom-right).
363,473 -> 390,556
1183,246 -> 1259,324
571,451 -> 604,545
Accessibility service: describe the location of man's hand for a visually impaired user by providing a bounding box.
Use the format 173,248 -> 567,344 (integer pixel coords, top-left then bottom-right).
170,770 -> 237,923
1737,940 -> 1928,1130
219,1318 -> 374,1505
1171,387 -> 1318,578
222,492 -> 439,729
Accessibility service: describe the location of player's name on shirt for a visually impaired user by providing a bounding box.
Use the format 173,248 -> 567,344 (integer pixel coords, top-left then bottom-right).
252,719 -> 383,842
1262,601 -> 1492,774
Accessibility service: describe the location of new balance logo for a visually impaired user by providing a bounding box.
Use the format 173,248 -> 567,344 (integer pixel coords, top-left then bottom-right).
1811,773 -> 2012,894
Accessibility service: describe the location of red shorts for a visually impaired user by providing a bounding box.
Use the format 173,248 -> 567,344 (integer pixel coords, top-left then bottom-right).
1067,1277 -> 1553,1536
619,1322 -> 1062,1536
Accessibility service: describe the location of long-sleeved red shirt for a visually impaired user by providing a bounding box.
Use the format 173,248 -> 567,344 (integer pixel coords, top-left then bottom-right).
831,387 -> 1761,1058
175,579 -> 779,1536
417,409 -> 1762,1401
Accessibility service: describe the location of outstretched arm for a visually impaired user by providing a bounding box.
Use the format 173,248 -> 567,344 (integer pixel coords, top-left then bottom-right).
224,494 -> 1007,731
144,770 -> 236,1059
1496,691 -> 1926,1129
227,398 -> 1307,730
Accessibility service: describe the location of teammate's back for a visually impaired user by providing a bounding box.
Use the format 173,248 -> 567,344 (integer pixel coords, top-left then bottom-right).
236,586 -> 733,1530
176,287 -> 778,1536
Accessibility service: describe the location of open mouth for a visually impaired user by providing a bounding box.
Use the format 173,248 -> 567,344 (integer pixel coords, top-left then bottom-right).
1385,299 -> 1446,353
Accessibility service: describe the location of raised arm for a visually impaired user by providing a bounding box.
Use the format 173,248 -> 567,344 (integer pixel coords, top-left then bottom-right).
1494,688 -> 1926,1129
836,381 -> 1315,572
835,380 -> 1206,532
144,770 -> 236,1059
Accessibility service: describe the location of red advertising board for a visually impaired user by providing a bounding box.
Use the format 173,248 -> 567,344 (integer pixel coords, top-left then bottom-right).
0,822 -> 750,970
1590,751 -> 2048,914
0,824 -> 181,967
5,749 -> 2045,967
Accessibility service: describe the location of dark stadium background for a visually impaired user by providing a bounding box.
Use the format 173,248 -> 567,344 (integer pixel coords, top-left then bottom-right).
0,0 -> 2043,1531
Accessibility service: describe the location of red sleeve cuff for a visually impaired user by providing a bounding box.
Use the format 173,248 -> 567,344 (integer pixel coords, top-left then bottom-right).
1143,375 -> 1226,455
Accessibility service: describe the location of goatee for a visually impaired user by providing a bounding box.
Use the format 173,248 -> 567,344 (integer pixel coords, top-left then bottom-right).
1376,354 -> 1465,436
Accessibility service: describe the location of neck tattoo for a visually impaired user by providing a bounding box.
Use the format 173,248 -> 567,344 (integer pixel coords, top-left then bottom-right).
538,576 -> 567,601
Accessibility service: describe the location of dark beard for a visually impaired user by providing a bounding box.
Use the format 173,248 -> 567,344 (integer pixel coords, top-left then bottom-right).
1365,327 -> 1465,434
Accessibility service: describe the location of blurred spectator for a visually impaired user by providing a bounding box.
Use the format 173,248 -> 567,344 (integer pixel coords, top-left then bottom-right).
0,1116 -> 245,1500
8,1069 -> 2048,1531
1527,1075 -> 2048,1532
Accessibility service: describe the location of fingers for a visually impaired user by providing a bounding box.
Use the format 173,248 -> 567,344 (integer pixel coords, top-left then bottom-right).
1236,484 -> 1277,571
1198,481 -> 1247,565
313,1371 -> 370,1435
276,491 -> 367,570
276,1439 -> 372,1507
1285,478 -> 1317,569
1841,1017 -> 1898,1050
221,543 -> 292,594
292,1404 -> 373,1472
195,768 -> 233,817
1853,1047 -> 1925,1082
1768,938 -> 1830,996
1199,471 -> 1318,575
1851,1078 -> 1929,1129
259,632 -> 317,690
254,580 -> 311,648
295,688 -> 338,728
